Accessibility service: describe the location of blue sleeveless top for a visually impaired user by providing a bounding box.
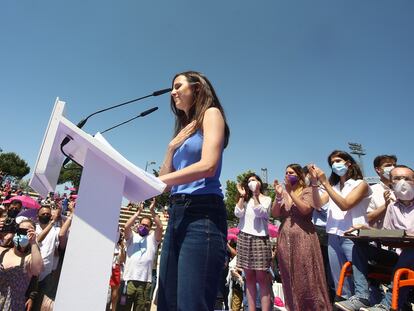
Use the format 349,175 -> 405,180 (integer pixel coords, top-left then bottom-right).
171,130 -> 223,197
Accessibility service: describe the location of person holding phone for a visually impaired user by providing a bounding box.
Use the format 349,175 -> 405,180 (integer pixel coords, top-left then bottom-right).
0,219 -> 43,310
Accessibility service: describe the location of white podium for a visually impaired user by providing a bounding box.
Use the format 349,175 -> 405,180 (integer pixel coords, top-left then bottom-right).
30,98 -> 166,310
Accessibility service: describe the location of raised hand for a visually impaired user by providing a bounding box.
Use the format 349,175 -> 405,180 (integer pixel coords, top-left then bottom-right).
313,165 -> 327,185
68,201 -> 76,214
307,164 -> 319,185
236,183 -> 246,198
138,202 -> 144,213
51,208 -> 61,223
168,120 -> 197,150
149,198 -> 157,213
284,175 -> 293,193
273,180 -> 283,197
27,228 -> 37,245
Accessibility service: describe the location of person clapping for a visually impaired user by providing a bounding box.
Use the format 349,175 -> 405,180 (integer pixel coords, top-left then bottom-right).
235,173 -> 272,311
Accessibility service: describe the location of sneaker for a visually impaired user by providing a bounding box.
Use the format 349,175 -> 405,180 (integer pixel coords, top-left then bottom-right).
360,304 -> 388,311
334,296 -> 370,311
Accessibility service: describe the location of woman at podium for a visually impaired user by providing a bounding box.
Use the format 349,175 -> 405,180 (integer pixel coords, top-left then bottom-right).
157,71 -> 230,311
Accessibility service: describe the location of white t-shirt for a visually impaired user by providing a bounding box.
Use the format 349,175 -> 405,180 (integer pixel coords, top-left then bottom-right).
367,182 -> 395,229
36,224 -> 60,281
234,195 -> 271,236
123,231 -> 159,283
326,179 -> 371,236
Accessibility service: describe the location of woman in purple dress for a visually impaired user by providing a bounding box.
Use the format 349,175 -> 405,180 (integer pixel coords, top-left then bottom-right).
272,164 -> 331,311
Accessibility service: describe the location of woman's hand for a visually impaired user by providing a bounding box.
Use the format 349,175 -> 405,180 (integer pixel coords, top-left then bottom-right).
168,121 -> 196,151
313,165 -> 328,185
27,228 -> 37,245
307,164 -> 319,185
236,183 -> 246,198
284,176 -> 293,193
273,180 -> 283,197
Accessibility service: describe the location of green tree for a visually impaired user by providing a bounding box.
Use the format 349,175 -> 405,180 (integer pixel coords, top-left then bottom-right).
57,161 -> 82,188
150,168 -> 170,210
18,179 -> 35,193
0,152 -> 30,179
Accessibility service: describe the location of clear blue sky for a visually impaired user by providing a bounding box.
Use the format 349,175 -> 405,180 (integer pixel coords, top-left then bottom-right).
1,1 -> 413,191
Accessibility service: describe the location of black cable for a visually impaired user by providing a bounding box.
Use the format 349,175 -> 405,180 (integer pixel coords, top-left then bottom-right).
60,138 -> 83,169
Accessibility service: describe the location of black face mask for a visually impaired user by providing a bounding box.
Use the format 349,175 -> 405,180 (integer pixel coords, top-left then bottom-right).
7,208 -> 20,218
38,215 -> 51,224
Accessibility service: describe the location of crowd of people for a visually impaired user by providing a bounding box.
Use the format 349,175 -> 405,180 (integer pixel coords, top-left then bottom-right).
1,71 -> 414,311
0,190 -> 75,310
223,153 -> 414,311
106,152 -> 414,311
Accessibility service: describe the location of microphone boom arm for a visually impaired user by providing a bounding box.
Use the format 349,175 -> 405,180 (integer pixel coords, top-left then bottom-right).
100,106 -> 159,135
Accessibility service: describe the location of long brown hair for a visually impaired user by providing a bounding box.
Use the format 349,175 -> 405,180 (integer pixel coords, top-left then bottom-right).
328,150 -> 363,185
170,71 -> 230,148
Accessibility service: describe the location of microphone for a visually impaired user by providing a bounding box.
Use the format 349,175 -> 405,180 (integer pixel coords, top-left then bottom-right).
60,88 -> 170,166
76,88 -> 171,129
100,106 -> 159,135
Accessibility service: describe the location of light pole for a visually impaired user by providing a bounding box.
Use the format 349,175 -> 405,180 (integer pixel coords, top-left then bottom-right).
261,168 -> 268,184
348,142 -> 366,176
145,160 -> 156,172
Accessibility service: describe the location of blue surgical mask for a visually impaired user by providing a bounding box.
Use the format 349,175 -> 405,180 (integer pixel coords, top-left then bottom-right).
332,162 -> 348,177
13,234 -> 30,249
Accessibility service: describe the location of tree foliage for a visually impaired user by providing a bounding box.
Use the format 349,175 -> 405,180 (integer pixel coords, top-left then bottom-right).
57,161 -> 82,188
18,179 -> 35,193
150,168 -> 170,210
0,152 -> 30,179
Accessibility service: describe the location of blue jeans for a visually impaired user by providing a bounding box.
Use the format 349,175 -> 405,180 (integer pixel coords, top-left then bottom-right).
352,242 -> 414,308
328,234 -> 355,298
157,194 -> 227,311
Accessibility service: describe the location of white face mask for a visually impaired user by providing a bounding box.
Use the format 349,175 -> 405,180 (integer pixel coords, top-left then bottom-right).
248,180 -> 259,192
382,166 -> 394,180
393,180 -> 414,201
